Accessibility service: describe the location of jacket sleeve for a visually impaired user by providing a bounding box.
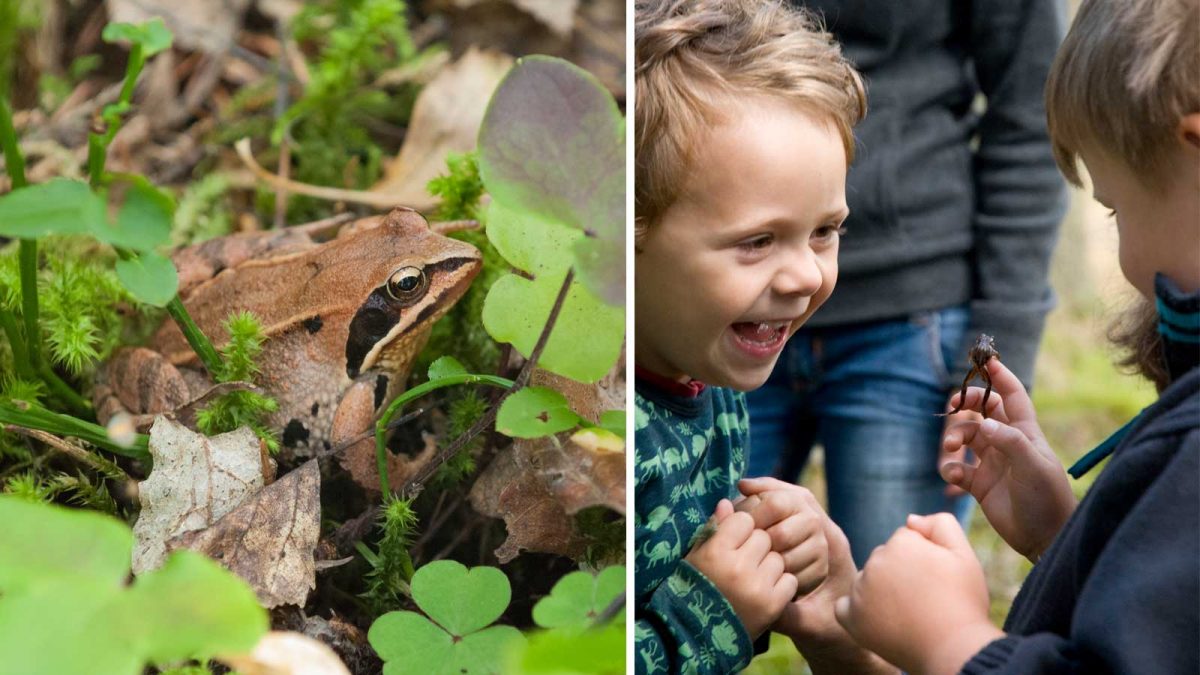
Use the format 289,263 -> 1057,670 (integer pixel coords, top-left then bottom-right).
963,0 -> 1069,388
959,429 -> 1200,674
635,561 -> 754,675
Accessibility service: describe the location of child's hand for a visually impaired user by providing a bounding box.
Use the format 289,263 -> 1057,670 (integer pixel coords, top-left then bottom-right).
939,358 -> 1077,561
774,515 -> 899,675
835,514 -> 1002,675
685,500 -> 798,638
733,477 -> 830,594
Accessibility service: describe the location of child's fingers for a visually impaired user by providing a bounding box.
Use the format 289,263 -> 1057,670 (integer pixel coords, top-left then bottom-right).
947,386 -> 1008,422
773,562 -> 801,606
738,476 -> 800,496
973,417 -> 1041,463
765,512 -> 822,552
713,498 -> 735,523
983,358 -> 1036,422
744,488 -> 817,530
709,511 -> 755,549
834,593 -> 858,637
742,528 -> 773,563
939,459 -> 978,495
791,551 -> 829,596
906,513 -> 972,556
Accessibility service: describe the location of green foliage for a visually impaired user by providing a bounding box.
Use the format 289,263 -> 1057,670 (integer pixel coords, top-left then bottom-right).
0,496 -> 267,675
194,311 -> 280,452
432,389 -> 486,486
48,472 -> 119,515
172,173 -> 234,246
3,471 -> 52,502
576,506 -> 626,567
477,59 -> 626,382
429,151 -> 485,221
478,56 -> 625,307
101,18 -> 173,57
368,560 -> 524,675
362,494 -> 419,613
273,0 -> 430,222
598,410 -> 625,439
495,386 -> 581,438
531,566 -> 625,629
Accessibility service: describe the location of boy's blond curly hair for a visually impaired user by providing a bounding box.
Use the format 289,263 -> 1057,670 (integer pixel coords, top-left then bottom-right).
1046,0 -> 1200,191
634,0 -> 866,239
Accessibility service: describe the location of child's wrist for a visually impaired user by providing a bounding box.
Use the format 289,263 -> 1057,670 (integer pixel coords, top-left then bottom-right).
920,621 -> 1004,675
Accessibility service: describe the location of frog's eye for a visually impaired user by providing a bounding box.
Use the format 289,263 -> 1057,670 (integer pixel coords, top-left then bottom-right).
386,266 -> 427,302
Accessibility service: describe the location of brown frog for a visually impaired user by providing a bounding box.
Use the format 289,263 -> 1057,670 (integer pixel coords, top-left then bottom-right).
94,208 -> 481,489
940,333 -> 999,419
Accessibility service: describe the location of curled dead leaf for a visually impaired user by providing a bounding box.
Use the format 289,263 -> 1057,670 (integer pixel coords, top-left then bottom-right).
173,460 -> 321,608
220,631 -> 351,675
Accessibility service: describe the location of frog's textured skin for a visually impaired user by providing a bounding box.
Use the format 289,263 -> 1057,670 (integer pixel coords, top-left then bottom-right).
95,208 -> 481,489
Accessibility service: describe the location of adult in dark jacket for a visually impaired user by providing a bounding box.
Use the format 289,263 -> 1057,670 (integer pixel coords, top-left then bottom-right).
747,0 -> 1068,566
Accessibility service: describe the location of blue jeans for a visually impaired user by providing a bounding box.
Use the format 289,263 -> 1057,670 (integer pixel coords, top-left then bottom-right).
746,305 -> 974,567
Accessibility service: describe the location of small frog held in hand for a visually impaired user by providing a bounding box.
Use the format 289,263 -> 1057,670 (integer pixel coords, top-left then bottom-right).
940,333 -> 999,419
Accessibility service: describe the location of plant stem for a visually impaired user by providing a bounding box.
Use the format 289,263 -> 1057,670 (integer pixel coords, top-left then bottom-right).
0,308 -> 32,380
0,401 -> 149,460
0,97 -> 26,189
36,363 -> 92,418
373,373 -> 514,494
18,239 -> 39,363
87,43 -> 144,186
166,295 -> 224,378
397,268 -> 576,498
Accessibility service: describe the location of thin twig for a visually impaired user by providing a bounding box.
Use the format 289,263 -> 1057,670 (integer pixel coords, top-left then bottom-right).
5,425 -> 131,480
593,594 -> 626,627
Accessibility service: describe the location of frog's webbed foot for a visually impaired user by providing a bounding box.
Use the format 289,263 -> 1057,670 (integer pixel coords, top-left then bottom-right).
93,347 -> 191,427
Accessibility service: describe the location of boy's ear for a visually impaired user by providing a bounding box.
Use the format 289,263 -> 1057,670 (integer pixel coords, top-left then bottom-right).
1179,113 -> 1200,150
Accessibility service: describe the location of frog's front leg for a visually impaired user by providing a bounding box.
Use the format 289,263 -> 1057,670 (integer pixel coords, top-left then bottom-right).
93,347 -> 192,426
331,376 -> 429,492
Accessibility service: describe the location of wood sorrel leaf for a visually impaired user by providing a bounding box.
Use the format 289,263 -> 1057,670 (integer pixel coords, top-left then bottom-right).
0,496 -> 267,675
115,251 -> 178,308
531,566 -> 625,629
92,178 -> 174,252
0,178 -> 104,239
428,355 -> 468,381
496,386 -> 581,438
369,561 -> 524,675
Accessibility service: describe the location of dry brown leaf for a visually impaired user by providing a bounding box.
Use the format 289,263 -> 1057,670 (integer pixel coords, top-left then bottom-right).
107,0 -> 251,53
511,0 -> 579,37
174,460 -> 321,608
220,631 -> 351,675
469,443 -> 587,563
523,428 -> 624,515
132,418 -> 270,574
369,47 -> 513,209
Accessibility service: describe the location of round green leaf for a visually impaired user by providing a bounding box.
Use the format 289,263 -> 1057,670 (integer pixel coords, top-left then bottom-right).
92,179 -> 174,252
0,178 -> 105,239
369,611 -> 456,675
411,560 -> 511,636
531,566 -> 625,629
507,622 -> 624,675
496,387 -> 581,438
428,355 -> 468,381
0,579 -> 138,675
0,495 -> 132,589
481,271 -> 624,383
115,251 -> 178,307
478,56 -> 624,242
123,550 -> 268,663
485,200 -> 581,276
599,410 -> 625,439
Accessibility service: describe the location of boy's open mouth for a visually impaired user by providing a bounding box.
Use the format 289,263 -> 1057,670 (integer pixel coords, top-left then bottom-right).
730,321 -> 790,356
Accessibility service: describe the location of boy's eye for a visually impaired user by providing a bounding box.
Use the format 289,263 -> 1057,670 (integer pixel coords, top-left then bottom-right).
738,235 -> 773,251
813,224 -> 847,240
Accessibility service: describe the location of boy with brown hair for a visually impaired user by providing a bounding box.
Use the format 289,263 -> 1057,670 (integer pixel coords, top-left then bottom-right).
826,0 -> 1200,672
633,1 -> 876,672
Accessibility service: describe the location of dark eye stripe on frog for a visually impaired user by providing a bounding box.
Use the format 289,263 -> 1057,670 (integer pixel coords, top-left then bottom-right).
343,256 -> 476,378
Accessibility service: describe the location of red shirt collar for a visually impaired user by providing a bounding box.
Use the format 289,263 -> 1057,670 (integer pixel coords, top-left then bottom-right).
635,365 -> 707,398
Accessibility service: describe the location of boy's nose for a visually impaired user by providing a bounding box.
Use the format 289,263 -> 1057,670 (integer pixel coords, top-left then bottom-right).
772,248 -> 824,297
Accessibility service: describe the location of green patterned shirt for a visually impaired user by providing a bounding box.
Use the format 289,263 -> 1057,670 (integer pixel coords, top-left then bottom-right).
634,378 -> 753,674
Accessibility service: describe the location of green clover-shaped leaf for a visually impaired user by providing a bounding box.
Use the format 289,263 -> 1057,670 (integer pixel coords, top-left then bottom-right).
102,19 -> 173,56
0,178 -> 105,239
428,355 -> 468,381
0,497 -> 267,675
92,177 -> 174,252
115,251 -> 179,307
496,387 -> 581,438
369,561 -> 524,675
506,622 -> 625,675
532,566 -> 625,629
